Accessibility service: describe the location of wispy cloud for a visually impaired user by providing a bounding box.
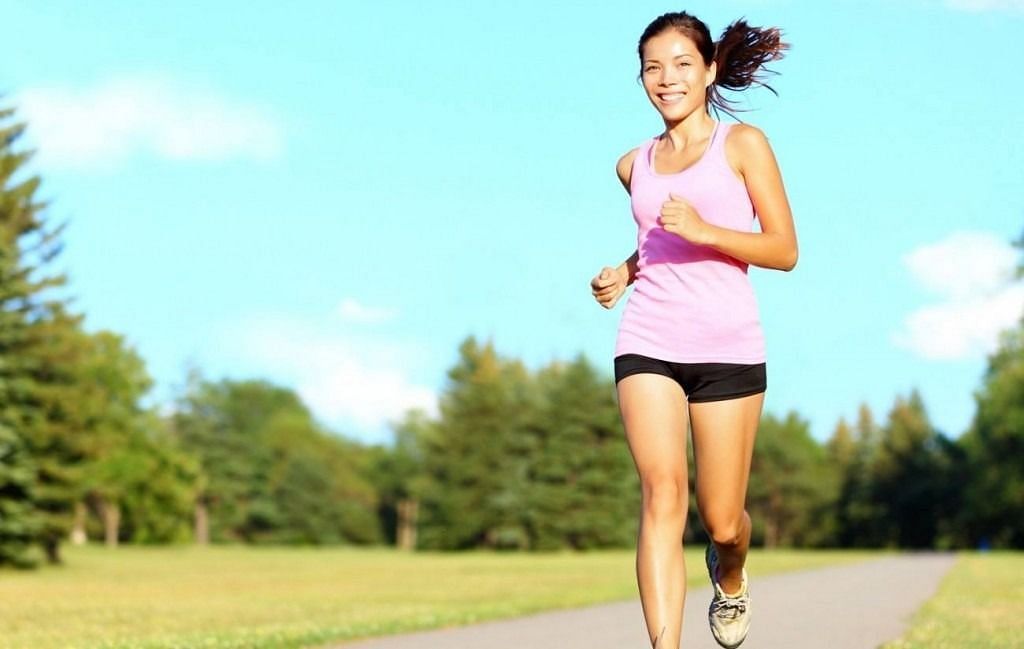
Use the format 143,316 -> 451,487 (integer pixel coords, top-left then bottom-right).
335,298 -> 399,324
893,231 -> 1024,360
15,75 -> 283,169
945,0 -> 1024,12
216,309 -> 436,442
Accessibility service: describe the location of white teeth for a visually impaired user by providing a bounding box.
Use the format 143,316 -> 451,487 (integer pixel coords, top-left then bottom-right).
660,93 -> 684,102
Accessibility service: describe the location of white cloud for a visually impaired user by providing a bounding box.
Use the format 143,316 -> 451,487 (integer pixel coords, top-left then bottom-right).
216,311 -> 437,440
903,231 -> 1018,299
335,298 -> 398,324
945,0 -> 1024,12
15,75 -> 282,169
894,231 -> 1024,360
894,285 -> 1024,359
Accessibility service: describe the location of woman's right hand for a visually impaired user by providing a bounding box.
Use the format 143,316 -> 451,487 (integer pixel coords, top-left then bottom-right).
591,266 -> 627,309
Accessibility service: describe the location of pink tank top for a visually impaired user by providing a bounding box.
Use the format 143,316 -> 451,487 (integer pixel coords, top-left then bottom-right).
614,120 -> 766,363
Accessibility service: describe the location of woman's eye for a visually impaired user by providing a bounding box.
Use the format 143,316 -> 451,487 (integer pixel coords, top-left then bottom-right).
678,62 -> 690,67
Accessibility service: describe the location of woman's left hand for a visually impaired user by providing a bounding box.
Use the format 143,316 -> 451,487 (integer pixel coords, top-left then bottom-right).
659,192 -> 713,246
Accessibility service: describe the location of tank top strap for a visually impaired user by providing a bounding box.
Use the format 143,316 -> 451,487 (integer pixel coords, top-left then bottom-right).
707,120 -> 732,164
642,135 -> 659,174
630,137 -> 656,181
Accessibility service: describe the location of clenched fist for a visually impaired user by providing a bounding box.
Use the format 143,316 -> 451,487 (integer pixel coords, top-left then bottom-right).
659,192 -> 713,245
591,266 -> 627,309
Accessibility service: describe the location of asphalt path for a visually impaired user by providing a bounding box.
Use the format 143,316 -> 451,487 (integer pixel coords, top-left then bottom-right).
328,552 -> 956,649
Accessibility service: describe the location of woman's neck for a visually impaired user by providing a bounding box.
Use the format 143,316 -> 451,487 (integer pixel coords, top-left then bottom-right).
661,110 -> 715,150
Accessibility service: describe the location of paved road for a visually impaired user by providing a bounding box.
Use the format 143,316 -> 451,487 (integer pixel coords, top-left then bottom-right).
328,552 -> 956,649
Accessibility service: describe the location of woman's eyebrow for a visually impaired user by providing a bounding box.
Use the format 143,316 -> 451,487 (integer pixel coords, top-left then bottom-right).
643,54 -> 695,63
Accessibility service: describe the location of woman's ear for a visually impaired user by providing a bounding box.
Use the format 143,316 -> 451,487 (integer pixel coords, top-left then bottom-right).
706,60 -> 717,89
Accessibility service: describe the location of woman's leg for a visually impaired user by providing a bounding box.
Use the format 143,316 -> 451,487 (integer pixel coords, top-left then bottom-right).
617,373 -> 690,648
689,392 -> 764,595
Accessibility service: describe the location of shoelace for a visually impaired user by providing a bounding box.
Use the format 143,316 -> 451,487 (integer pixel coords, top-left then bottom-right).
711,591 -> 748,619
707,549 -> 748,620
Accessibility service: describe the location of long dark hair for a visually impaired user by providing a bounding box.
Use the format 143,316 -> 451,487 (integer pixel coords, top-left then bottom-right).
637,11 -> 789,120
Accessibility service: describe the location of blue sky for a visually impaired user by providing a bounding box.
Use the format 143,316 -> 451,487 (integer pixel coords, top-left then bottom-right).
4,0 -> 1023,445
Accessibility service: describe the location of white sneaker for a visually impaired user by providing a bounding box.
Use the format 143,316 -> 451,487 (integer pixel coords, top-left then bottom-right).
704,544 -> 751,648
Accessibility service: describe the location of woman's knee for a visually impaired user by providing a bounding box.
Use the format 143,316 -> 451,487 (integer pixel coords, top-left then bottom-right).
704,510 -> 747,546
640,476 -> 688,518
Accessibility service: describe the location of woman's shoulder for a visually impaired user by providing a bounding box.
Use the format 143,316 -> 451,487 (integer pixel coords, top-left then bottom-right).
724,121 -> 771,148
615,145 -> 643,192
723,122 -> 774,179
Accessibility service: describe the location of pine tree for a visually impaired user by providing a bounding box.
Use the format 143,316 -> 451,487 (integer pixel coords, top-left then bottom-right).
871,389 -> 951,548
747,410 -> 829,547
0,423 -> 40,567
961,319 -> 1024,548
833,403 -> 883,546
524,353 -> 636,550
825,417 -> 855,469
418,336 -> 534,550
0,103 -> 89,565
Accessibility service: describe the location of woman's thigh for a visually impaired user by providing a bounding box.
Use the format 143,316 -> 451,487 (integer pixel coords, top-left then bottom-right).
689,391 -> 764,525
616,372 -> 690,490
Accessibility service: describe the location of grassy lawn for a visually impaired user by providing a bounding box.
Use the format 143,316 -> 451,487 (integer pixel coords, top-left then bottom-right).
0,544 -> 880,649
882,551 -> 1024,649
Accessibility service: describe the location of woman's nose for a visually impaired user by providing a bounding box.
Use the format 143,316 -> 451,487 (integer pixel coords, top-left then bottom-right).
659,68 -> 681,85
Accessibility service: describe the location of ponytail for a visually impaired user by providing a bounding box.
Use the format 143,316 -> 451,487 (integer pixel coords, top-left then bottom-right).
709,19 -> 789,119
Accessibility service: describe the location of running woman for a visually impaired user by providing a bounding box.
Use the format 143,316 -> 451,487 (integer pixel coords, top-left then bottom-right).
590,11 -> 796,649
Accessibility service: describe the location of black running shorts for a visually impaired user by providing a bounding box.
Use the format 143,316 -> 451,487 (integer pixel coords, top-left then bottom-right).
613,353 -> 766,403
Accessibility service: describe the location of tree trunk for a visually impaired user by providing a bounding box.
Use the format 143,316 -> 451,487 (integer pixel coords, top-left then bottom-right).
396,498 -> 418,550
70,500 -> 88,545
101,499 -> 120,547
764,490 -> 785,548
764,516 -> 779,548
194,501 -> 209,545
44,536 -> 62,564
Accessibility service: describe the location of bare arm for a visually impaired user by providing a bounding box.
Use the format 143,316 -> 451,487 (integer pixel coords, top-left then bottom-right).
616,250 -> 639,286
615,148 -> 640,285
702,124 -> 798,271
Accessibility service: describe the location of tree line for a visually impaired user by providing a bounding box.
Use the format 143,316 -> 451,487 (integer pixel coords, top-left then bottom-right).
2,104 -> 1023,569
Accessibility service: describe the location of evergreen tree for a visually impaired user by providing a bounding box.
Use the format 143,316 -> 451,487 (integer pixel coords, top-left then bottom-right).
825,417 -> 856,470
24,303 -> 91,563
953,228 -> 1023,548
747,410 -> 830,547
418,336 -> 534,550
0,424 -> 40,567
0,103 -> 89,564
524,354 -> 637,550
871,389 -> 953,548
0,104 -> 46,568
960,322 -> 1024,548
834,403 -> 883,546
818,417 -> 855,546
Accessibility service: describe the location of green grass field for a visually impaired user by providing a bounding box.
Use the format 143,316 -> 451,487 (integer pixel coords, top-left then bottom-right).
0,544 -> 879,649
882,551 -> 1024,649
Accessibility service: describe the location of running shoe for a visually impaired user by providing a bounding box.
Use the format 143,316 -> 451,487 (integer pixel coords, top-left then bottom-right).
704,543 -> 751,648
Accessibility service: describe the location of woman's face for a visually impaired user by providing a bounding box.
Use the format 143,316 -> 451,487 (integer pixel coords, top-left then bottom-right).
640,30 -> 716,121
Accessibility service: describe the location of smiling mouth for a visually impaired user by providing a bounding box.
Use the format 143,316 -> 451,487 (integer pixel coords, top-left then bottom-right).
657,92 -> 685,104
